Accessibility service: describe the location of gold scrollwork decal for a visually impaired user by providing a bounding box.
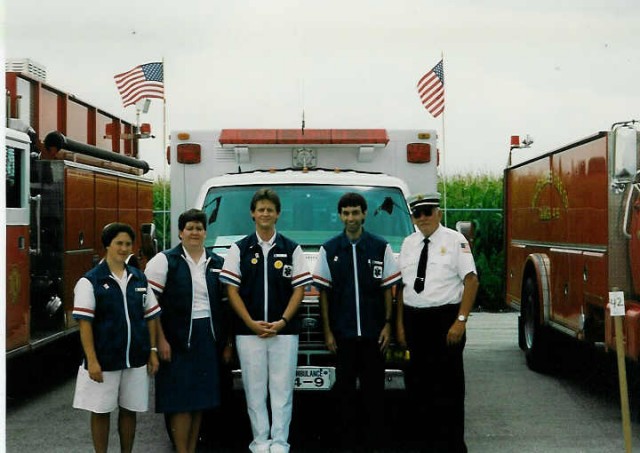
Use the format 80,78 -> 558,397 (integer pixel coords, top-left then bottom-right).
531,171 -> 569,221
8,264 -> 22,305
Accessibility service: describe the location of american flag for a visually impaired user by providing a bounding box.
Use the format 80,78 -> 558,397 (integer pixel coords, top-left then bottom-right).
114,62 -> 164,108
416,59 -> 445,118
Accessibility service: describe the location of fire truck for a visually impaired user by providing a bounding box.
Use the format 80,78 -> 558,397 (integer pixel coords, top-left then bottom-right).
504,120 -> 640,371
5,68 -> 156,359
168,128 -> 438,389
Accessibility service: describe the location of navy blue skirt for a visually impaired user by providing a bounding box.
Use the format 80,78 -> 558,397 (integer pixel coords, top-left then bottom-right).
155,318 -> 221,413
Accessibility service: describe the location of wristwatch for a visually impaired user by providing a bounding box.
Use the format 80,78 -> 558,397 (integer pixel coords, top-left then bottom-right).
457,314 -> 467,323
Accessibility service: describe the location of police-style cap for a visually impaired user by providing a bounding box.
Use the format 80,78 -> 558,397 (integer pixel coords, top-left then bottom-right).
408,192 -> 441,210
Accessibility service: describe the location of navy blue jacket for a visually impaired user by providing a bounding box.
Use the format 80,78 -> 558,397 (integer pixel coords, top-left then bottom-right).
320,230 -> 389,340
81,261 -> 152,371
160,245 -> 226,351
235,233 -> 300,335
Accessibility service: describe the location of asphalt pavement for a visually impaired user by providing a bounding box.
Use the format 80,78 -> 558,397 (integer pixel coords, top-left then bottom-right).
6,311 -> 640,452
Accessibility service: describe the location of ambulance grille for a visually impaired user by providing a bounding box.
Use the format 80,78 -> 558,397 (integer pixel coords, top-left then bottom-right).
298,253 -> 324,349
298,297 -> 324,349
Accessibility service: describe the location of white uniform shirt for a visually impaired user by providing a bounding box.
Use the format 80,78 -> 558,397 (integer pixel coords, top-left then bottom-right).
399,225 -> 476,308
257,232 -> 277,311
144,247 -> 212,319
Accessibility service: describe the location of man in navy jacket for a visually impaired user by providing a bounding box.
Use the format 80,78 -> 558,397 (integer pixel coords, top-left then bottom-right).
313,192 -> 401,450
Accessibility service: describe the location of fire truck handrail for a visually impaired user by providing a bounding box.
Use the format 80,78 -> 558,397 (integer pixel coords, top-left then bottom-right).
623,182 -> 639,239
29,194 -> 41,256
44,131 -> 151,174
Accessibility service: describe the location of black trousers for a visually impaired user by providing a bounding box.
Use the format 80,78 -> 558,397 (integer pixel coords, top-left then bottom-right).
334,337 -> 385,448
403,304 -> 467,453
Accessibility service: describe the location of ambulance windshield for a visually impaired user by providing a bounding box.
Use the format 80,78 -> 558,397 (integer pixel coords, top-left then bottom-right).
200,184 -> 414,253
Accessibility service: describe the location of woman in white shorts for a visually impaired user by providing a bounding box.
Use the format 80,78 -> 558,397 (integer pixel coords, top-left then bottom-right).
72,223 -> 161,453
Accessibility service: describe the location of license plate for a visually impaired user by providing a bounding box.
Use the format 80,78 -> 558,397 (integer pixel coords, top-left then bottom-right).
294,366 -> 335,390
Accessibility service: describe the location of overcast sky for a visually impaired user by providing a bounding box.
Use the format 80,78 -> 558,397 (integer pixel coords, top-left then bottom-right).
4,0 -> 640,179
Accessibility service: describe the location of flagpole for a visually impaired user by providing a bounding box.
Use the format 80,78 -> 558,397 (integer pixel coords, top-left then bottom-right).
162,57 -> 168,251
416,56 -> 446,223
440,52 -> 448,227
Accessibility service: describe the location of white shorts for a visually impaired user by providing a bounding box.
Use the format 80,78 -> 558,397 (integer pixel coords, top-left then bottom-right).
72,364 -> 150,413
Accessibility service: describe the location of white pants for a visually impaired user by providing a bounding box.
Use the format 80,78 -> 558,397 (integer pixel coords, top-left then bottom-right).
236,334 -> 298,453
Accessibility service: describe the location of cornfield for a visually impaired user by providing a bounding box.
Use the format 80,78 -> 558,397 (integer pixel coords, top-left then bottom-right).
439,173 -> 505,311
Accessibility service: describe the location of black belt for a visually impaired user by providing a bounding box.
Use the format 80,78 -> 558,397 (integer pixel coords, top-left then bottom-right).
404,303 -> 460,313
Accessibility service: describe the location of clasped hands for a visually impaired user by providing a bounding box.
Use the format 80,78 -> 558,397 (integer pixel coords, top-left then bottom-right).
249,319 -> 287,338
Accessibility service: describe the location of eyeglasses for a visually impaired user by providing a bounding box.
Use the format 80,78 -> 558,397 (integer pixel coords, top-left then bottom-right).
411,206 -> 437,218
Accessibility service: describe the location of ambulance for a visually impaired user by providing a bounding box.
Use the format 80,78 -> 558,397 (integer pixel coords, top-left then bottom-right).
168,128 -> 438,389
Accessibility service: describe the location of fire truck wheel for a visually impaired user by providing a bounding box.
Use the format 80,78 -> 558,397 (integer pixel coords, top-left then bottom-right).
522,276 -> 551,372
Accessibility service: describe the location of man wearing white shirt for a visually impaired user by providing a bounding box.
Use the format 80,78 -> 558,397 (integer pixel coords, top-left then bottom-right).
396,192 -> 479,453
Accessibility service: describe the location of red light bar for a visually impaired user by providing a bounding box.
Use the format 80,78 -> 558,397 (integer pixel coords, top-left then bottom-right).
219,129 -> 389,145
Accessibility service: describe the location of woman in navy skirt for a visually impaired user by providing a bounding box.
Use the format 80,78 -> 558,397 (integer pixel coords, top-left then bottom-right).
145,209 -> 231,453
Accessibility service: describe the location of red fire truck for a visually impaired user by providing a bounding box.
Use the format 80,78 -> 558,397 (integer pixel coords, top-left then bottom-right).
504,120 -> 640,371
5,69 -> 156,359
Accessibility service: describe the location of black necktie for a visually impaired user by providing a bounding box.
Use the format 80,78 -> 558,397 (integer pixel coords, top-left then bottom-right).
413,238 -> 429,293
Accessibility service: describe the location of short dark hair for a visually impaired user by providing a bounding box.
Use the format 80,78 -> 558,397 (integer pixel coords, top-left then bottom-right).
250,188 -> 281,213
337,192 -> 367,213
178,208 -> 207,231
102,222 -> 135,248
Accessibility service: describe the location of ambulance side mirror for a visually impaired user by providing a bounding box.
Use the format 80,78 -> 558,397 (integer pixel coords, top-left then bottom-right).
612,126 -> 638,182
140,223 -> 158,259
456,221 -> 476,248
